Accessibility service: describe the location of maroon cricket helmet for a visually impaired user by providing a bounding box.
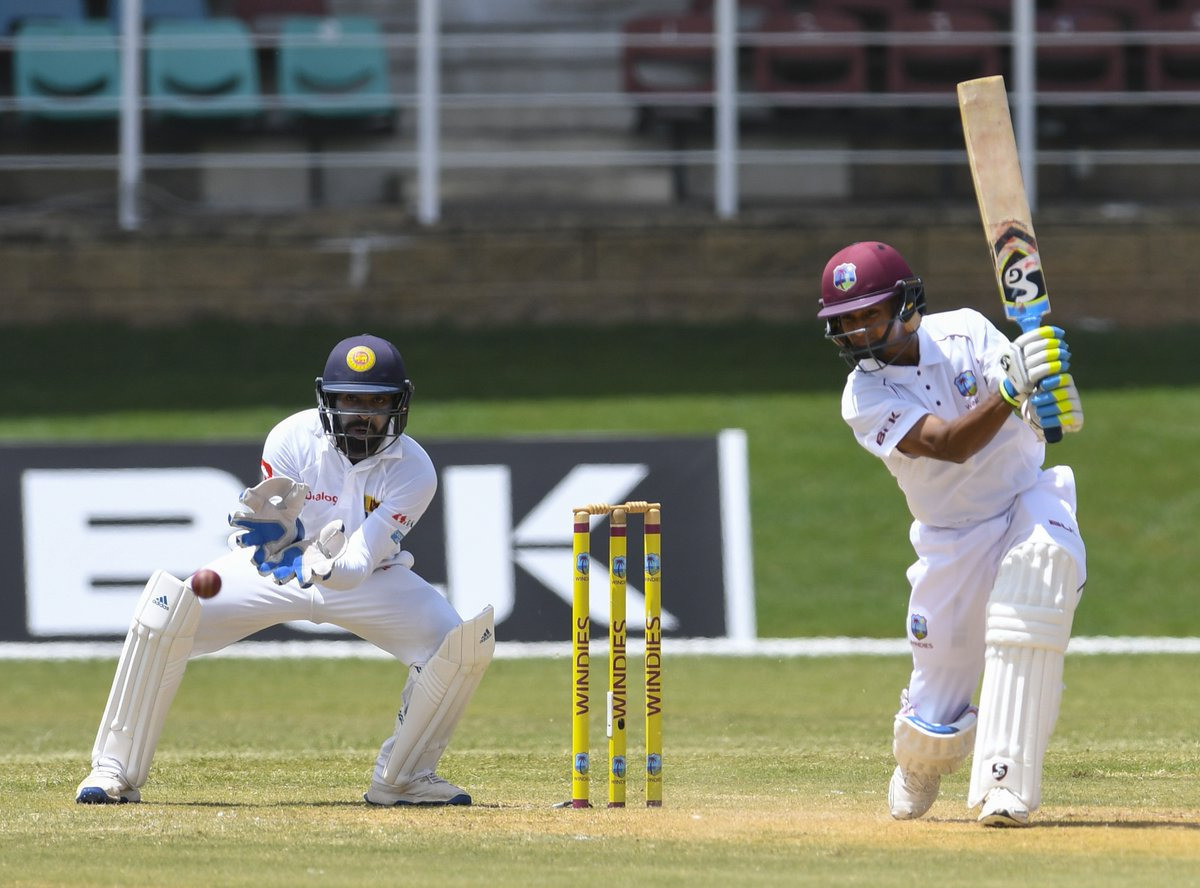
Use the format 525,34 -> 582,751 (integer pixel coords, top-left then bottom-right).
818,242 -> 922,319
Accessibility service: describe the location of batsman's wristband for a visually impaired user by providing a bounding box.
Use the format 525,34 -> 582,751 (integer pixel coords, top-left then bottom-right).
999,379 -> 1023,410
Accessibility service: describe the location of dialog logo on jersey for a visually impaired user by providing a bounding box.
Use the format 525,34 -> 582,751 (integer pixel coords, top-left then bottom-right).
346,346 -> 376,373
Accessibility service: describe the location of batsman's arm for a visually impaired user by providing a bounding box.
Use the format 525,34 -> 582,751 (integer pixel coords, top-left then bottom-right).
896,393 -> 1016,464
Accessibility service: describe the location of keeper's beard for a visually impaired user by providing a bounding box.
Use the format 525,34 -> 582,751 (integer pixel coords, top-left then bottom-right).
337,420 -> 386,463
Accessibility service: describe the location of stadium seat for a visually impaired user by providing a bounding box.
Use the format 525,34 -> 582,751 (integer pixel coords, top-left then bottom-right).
0,0 -> 85,35
926,0 -> 1013,28
622,12 -> 715,96
145,19 -> 261,120
688,0 -> 784,31
12,20 -> 119,121
886,9 -> 1003,92
276,16 -> 395,128
1051,0 -> 1155,30
622,1 -> 784,97
753,9 -> 868,94
1144,9 -> 1200,91
1037,10 -> 1126,92
810,0 -> 913,30
108,0 -> 209,26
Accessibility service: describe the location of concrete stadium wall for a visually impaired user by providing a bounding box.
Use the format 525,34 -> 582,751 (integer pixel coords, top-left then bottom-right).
0,208 -> 1191,329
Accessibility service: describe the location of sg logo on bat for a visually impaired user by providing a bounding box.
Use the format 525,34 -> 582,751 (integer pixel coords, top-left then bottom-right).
992,223 -> 1049,322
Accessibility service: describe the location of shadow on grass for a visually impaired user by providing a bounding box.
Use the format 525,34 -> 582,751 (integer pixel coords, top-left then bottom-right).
8,320 -> 1199,417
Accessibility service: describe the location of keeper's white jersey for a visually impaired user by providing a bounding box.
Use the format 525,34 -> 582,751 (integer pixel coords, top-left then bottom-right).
841,308 -> 1044,528
258,408 -> 437,590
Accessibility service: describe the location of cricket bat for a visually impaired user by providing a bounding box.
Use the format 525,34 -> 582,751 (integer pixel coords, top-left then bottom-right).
957,74 -> 1061,442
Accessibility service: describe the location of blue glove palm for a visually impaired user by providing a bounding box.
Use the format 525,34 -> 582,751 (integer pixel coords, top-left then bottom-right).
257,520 -> 348,588
228,477 -> 310,566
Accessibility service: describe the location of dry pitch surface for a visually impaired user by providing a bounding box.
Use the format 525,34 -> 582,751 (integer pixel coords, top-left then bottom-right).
1,655 -> 1197,887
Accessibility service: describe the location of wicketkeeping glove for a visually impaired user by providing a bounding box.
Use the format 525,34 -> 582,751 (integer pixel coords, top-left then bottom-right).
261,520 -> 348,588
229,477 -> 309,568
1021,373 -> 1084,438
997,326 -> 1071,408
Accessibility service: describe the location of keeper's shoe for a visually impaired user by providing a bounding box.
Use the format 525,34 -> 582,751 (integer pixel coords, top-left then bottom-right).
75,771 -> 141,805
888,766 -> 940,820
978,788 -> 1030,827
364,772 -> 472,807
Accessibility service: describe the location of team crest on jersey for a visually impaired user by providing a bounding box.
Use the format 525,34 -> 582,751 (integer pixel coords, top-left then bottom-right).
910,613 -> 929,640
832,262 -> 857,292
364,494 -> 381,516
954,371 -> 979,398
346,345 -> 376,373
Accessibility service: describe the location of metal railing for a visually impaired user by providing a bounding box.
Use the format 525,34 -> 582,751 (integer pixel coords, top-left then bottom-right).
3,0 -> 1200,229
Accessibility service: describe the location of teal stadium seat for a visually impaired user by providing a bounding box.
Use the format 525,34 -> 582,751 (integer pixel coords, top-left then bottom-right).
13,21 -> 120,121
277,16 -> 395,128
145,19 -> 261,121
0,0 -> 85,35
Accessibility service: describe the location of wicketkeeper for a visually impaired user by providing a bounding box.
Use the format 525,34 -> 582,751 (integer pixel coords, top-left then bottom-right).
817,242 -> 1086,827
76,334 -> 495,807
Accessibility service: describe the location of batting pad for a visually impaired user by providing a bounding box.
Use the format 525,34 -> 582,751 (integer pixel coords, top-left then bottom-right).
894,703 -> 978,778
91,571 -> 201,788
378,606 -> 495,785
968,541 -> 1079,811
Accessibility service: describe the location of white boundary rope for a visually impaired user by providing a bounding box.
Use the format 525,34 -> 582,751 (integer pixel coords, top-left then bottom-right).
2,636 -> 1198,661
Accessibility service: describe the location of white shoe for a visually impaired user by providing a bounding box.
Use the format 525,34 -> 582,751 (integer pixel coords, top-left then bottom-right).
364,772 -> 472,807
888,766 -> 940,820
978,787 -> 1030,827
75,770 -> 141,805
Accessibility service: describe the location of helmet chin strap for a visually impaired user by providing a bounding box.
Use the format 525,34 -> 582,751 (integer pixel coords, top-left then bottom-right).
327,410 -> 402,463
834,317 -> 917,371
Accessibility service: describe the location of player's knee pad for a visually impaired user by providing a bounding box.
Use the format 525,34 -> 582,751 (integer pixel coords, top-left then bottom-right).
92,571 -> 201,788
969,541 -> 1080,811
894,700 -> 978,778
377,606 -> 495,786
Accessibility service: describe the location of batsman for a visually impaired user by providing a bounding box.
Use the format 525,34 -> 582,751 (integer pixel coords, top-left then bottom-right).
816,241 -> 1085,827
75,334 -> 495,807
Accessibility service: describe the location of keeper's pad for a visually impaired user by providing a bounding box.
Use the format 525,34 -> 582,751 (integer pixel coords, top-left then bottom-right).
894,697 -> 978,778
90,571 -> 201,788
376,606 -> 495,785
968,541 -> 1079,811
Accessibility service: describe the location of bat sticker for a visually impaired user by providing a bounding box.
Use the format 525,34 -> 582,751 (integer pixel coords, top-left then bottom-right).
991,222 -> 1049,322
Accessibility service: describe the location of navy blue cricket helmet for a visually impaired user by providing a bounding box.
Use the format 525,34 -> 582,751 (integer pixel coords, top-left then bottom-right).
315,334 -> 413,460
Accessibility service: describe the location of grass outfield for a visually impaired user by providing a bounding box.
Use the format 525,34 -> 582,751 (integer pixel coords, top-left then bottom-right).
2,655 -> 1197,887
4,321 -> 1200,636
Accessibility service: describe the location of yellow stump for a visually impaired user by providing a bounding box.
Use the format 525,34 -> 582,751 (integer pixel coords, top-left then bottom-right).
644,507 -> 663,807
608,509 -> 628,808
571,509 -> 591,808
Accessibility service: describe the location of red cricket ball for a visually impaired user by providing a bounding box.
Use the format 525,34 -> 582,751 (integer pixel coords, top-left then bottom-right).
189,568 -> 222,599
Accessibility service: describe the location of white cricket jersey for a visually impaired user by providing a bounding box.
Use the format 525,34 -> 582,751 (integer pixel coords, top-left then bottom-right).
841,308 -> 1044,528
258,408 -> 437,590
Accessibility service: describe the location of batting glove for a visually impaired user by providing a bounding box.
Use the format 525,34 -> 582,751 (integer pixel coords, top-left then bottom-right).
1021,373 -> 1084,437
998,326 -> 1071,408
